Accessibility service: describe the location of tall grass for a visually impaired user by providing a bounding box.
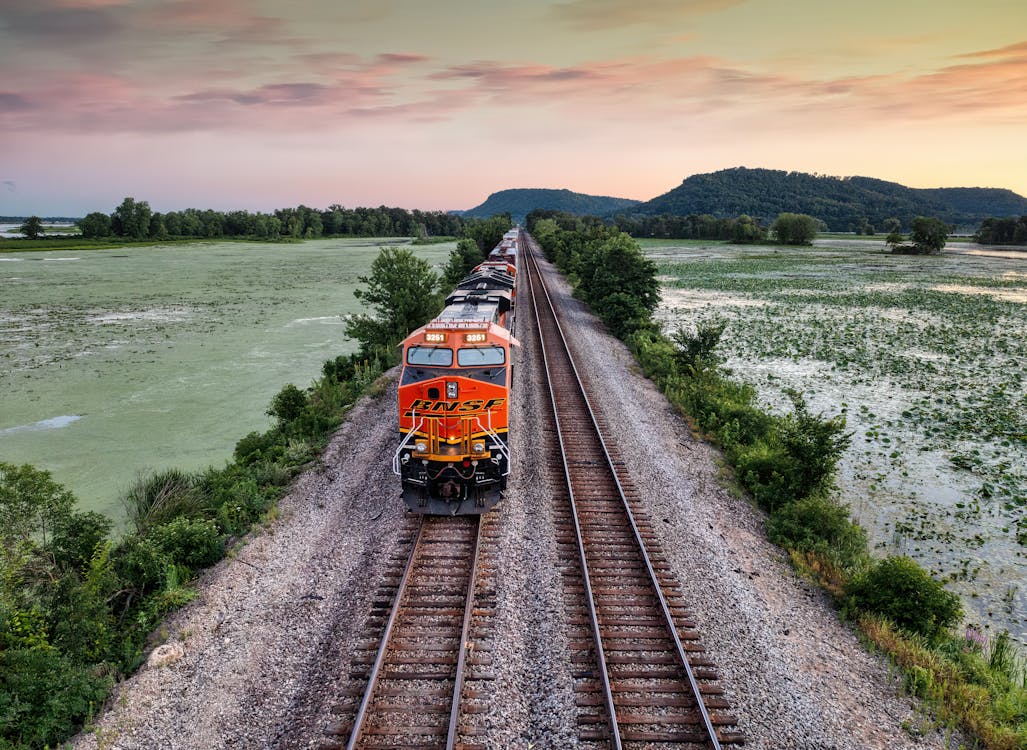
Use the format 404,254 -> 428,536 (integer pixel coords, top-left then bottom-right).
123,469 -> 205,533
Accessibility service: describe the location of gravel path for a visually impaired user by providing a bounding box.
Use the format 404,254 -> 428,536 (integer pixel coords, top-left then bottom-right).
73,248 -> 961,750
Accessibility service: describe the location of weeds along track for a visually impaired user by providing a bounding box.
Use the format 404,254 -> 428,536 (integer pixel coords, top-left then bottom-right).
524,237 -> 744,749
322,513 -> 496,750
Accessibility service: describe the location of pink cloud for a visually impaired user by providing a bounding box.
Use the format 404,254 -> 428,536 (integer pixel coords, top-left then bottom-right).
4,39 -> 1026,139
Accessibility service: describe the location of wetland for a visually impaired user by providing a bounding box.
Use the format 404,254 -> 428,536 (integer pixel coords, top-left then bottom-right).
648,237 -> 1027,643
0,238 -> 452,519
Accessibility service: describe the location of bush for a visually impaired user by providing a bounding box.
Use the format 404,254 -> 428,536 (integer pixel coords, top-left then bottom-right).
847,556 -> 963,640
773,389 -> 851,500
767,495 -> 867,570
233,429 -> 286,465
0,648 -> 111,749
671,319 -> 727,375
51,511 -> 113,572
122,469 -> 202,533
149,517 -> 223,571
111,534 -> 169,598
266,383 -> 307,424
596,291 -> 649,338
731,439 -> 796,510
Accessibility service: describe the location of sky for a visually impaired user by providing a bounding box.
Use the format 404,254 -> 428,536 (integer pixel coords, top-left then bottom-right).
2,0 -> 1026,216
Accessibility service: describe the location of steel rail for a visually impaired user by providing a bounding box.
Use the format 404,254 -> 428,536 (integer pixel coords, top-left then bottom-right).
524,240 -> 623,749
526,236 -> 723,749
446,514 -> 484,747
345,515 -> 425,750
345,515 -> 481,750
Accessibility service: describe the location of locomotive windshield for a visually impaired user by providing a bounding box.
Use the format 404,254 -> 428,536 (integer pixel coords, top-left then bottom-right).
406,346 -> 453,366
457,346 -> 505,367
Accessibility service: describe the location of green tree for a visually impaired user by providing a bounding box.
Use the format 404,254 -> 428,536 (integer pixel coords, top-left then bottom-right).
111,197 -> 152,239
77,212 -> 112,239
344,247 -> 442,357
442,238 -> 485,287
580,232 -> 661,338
770,213 -> 819,245
909,216 -> 949,254
0,463 -> 77,573
883,217 -> 903,249
462,215 -> 513,254
18,216 -> 44,239
267,384 -> 307,424
731,214 -> 765,243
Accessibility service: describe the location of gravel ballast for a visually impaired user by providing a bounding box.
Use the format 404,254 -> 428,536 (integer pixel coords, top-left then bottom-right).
74,247 -> 959,750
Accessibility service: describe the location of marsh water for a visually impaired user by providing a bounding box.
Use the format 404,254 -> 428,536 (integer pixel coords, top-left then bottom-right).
0,238 -> 451,519
649,237 -> 1027,643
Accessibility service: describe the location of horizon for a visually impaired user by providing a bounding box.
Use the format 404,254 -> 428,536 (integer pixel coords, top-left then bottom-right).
2,2 -> 1026,216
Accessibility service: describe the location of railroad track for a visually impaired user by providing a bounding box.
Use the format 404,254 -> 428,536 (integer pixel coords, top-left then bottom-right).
323,514 -> 492,750
524,236 -> 744,748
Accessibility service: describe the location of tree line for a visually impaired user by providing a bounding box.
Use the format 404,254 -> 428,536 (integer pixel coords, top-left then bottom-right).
530,208 -> 822,246
76,198 -> 476,241
974,215 -> 1027,245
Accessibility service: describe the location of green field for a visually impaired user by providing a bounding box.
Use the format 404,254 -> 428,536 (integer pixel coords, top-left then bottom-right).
0,238 -> 452,520
651,237 -> 1027,643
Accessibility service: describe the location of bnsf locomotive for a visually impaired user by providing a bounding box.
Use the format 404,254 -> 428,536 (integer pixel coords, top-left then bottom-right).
393,229 -> 521,514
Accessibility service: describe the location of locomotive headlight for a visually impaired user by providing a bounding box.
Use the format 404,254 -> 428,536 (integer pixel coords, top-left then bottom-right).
446,381 -> 458,399
472,441 -> 486,453
415,441 -> 427,453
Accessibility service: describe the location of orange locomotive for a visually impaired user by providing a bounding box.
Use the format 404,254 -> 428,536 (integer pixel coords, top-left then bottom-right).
393,229 -> 520,514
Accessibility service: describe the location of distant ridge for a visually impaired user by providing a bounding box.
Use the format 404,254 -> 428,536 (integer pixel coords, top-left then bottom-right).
460,188 -> 639,223
631,167 -> 1027,231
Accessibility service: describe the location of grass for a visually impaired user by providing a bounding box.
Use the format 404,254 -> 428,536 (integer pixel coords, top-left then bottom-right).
860,617 -> 1027,749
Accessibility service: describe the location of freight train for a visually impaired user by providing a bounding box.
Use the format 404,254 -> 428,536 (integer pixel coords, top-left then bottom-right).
393,228 -> 521,514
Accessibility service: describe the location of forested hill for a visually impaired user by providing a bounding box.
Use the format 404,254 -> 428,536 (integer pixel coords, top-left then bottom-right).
460,188 -> 639,223
631,168 -> 1027,231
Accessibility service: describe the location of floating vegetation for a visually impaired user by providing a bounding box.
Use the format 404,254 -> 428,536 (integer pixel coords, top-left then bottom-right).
654,240 -> 1027,644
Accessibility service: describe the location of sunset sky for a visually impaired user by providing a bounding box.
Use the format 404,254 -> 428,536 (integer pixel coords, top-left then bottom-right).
2,0 -> 1026,216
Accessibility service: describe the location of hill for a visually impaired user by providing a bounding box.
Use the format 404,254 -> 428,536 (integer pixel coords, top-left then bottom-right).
460,188 -> 639,223
631,168 -> 1027,231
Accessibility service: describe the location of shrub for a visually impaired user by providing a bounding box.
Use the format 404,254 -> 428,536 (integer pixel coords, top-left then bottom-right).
111,534 -> 169,598
149,517 -> 223,571
847,556 -> 963,640
122,469 -> 202,533
731,439 -> 796,510
767,495 -> 867,570
671,319 -> 727,375
233,429 -> 286,465
266,383 -> 307,424
322,352 -> 362,383
773,389 -> 851,500
596,291 -> 649,338
51,510 -> 113,572
628,327 -> 679,384
0,648 -> 111,750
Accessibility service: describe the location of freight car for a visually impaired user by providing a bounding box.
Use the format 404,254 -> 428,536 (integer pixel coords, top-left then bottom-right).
393,229 -> 521,514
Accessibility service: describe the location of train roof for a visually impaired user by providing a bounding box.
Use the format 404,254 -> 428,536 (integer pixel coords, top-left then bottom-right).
458,269 -> 515,291
445,288 -> 512,313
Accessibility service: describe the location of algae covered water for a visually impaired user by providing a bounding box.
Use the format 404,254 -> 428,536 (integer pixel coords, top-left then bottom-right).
0,238 -> 451,519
